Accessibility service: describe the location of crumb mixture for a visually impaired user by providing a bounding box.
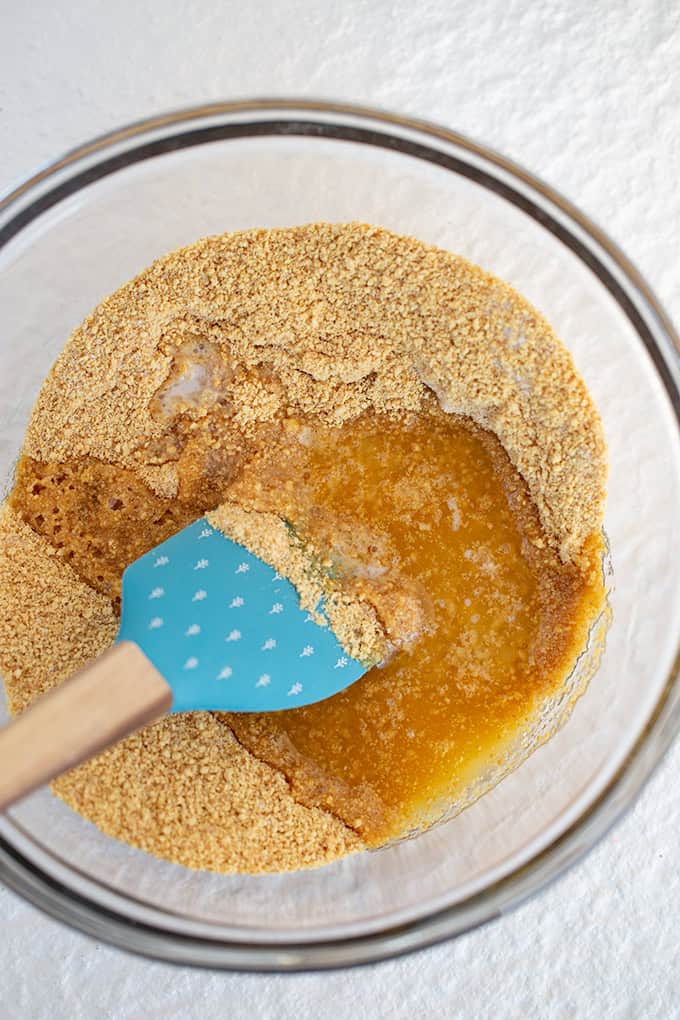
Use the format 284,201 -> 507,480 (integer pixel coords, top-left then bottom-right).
0,223 -> 607,872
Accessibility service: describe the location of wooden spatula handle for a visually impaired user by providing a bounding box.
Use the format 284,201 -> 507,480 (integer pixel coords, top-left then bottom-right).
0,641 -> 172,812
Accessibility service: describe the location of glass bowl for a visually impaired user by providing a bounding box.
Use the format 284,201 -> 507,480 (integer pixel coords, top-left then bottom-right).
1,99 -> 679,972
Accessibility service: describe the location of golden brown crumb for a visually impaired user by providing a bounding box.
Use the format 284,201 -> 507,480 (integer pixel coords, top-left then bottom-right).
0,223 -> 607,873
24,223 -> 606,564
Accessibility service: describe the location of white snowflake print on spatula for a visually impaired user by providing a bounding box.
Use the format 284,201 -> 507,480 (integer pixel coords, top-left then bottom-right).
116,516 -> 370,714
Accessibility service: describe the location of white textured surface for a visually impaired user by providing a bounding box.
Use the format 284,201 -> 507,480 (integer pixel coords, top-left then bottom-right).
1,1 -> 679,1017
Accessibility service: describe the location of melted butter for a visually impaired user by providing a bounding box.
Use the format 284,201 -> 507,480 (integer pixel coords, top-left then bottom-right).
223,411 -> 605,841
11,405 -> 605,845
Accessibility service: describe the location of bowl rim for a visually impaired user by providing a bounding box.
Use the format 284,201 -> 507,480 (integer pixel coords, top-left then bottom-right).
1,96 -> 680,972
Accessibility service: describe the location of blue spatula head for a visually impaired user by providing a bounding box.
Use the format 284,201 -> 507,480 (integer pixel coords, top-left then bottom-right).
118,518 -> 369,712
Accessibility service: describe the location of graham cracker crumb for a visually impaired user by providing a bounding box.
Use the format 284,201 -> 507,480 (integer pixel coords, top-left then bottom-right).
24,223 -> 606,564
207,502 -> 387,665
0,506 -> 118,713
0,222 -> 607,873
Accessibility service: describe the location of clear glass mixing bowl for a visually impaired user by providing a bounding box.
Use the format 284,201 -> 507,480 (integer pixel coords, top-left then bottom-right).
1,100 -> 679,971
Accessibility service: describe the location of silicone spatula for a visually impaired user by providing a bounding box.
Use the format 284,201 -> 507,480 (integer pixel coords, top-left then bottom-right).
0,517 -> 370,811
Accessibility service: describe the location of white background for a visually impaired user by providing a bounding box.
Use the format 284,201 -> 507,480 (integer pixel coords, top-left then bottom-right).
1,2 -> 679,1017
